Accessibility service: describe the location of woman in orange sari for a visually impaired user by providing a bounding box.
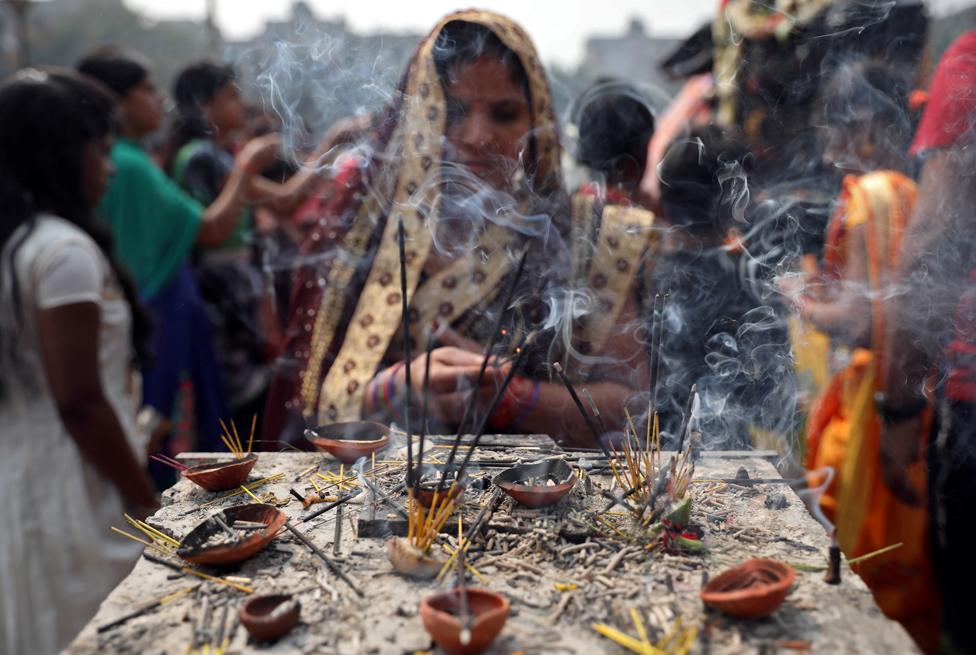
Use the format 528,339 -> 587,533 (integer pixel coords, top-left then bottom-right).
785,62 -> 939,652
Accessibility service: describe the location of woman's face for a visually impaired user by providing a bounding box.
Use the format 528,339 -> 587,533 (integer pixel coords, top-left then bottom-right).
81,135 -> 115,207
120,74 -> 164,137
444,55 -> 531,189
207,82 -> 246,135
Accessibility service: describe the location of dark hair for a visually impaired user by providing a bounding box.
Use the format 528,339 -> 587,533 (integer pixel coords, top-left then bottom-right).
574,79 -> 655,184
658,124 -> 752,238
818,59 -> 913,156
0,69 -> 149,387
166,62 -> 237,170
432,21 -> 529,92
76,46 -> 151,97
430,20 -> 535,179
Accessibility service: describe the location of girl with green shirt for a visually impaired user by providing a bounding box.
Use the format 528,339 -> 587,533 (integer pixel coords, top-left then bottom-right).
77,47 -> 280,460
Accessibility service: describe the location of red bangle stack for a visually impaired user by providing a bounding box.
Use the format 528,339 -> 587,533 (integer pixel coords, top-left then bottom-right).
488,376 -> 539,431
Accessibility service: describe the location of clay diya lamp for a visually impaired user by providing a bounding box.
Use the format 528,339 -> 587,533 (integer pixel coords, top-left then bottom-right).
304,421 -> 390,465
239,594 -> 300,642
414,464 -> 468,509
700,558 -> 796,619
182,453 -> 258,492
420,587 -> 509,655
177,503 -> 287,566
387,537 -> 446,579
493,459 -> 577,509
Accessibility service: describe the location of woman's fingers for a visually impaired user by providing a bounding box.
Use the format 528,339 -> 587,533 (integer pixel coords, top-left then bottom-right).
436,327 -> 485,354
422,364 -> 496,393
429,346 -> 488,367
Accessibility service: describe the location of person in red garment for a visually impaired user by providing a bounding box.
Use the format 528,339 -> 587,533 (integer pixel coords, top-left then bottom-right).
880,31 -> 976,654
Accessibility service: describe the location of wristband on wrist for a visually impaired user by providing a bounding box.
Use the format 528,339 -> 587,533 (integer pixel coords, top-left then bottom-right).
377,362 -> 404,420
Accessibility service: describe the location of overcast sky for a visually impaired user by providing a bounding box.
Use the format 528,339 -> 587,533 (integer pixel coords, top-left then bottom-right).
125,0 -> 974,67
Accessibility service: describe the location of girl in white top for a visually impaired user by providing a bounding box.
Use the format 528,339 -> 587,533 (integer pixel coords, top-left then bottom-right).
0,70 -> 158,654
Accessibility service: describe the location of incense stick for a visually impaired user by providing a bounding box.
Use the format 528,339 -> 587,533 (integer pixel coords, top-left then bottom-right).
282,522 -> 363,597
456,334 -> 531,478
97,585 -> 197,633
457,515 -> 471,646
581,388 -> 608,437
151,455 -> 187,471
676,384 -> 697,454
649,292 -> 669,412
416,326 -> 436,495
552,362 -> 610,458
397,217 -> 415,490
142,552 -> 253,593
332,502 -> 343,556
247,414 -> 256,454
436,247 -> 529,494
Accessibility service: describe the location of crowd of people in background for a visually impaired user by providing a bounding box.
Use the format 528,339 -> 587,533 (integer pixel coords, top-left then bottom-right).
0,4 -> 973,654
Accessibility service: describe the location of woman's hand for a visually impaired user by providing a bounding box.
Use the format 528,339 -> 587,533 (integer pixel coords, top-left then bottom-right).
236,133 -> 281,176
366,347 -> 509,425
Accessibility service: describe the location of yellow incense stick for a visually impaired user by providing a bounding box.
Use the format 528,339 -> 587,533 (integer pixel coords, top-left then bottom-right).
592,623 -> 655,654
848,542 -> 904,566
247,414 -> 256,454
219,434 -> 240,459
230,420 -> 244,456
180,566 -> 253,593
111,526 -> 162,550
239,485 -> 261,503
406,488 -> 416,541
126,515 -> 181,547
426,501 -> 457,550
218,419 -> 238,456
630,608 -> 651,649
158,586 -> 196,607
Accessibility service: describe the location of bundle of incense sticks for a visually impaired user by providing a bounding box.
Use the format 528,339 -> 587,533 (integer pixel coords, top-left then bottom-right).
608,409 -> 660,513
218,415 -> 257,459
150,453 -> 187,472
111,513 -> 181,553
407,332 -> 532,554
406,482 -> 459,553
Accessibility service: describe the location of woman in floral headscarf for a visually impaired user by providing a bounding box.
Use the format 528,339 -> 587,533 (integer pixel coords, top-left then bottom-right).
264,11 -> 653,447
